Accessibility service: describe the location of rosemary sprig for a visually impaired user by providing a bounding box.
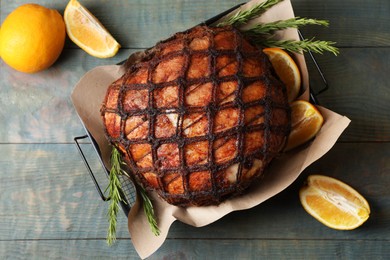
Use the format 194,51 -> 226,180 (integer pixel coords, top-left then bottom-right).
106,147 -> 160,246
139,185 -> 161,236
216,0 -> 338,56
217,0 -> 283,26
106,147 -> 126,246
260,38 -> 339,56
243,17 -> 329,36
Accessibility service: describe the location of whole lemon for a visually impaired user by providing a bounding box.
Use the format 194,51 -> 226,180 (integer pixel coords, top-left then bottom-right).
0,3 -> 66,73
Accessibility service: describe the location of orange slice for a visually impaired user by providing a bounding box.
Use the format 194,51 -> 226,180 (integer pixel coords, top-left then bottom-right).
285,100 -> 323,151
263,47 -> 301,102
299,175 -> 370,230
64,0 -> 120,58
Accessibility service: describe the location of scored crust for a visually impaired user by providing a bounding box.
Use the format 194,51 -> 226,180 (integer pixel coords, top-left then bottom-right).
101,25 -> 290,207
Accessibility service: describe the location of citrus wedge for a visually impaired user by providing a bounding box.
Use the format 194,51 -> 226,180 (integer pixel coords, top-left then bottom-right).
64,0 -> 120,58
263,47 -> 301,102
300,175 -> 370,230
285,100 -> 323,151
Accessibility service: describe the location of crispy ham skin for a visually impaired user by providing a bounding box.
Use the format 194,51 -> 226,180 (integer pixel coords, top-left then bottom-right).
101,25 -> 290,207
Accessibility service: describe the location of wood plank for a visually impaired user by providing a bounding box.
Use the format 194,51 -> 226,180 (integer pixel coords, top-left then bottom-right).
169,141 -> 390,239
2,48 -> 389,143
133,239 -> 390,259
294,0 -> 390,47
306,48 -> 390,142
0,239 -> 388,259
0,49 -> 131,143
1,143 -> 388,241
0,143 -> 130,240
2,0 -> 389,49
1,1 -> 388,259
1,0 -> 241,50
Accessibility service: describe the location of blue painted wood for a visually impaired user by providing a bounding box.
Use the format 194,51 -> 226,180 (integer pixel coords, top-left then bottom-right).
0,239 -> 389,259
1,49 -> 389,143
2,0 -> 389,49
0,49 -> 131,143
0,0 -> 389,259
0,143 -> 388,239
306,48 -> 390,142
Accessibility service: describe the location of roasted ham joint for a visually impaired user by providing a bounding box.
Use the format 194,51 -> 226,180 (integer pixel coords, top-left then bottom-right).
101,25 -> 291,207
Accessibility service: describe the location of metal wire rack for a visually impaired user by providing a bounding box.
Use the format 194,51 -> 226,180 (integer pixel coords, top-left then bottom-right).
74,3 -> 329,217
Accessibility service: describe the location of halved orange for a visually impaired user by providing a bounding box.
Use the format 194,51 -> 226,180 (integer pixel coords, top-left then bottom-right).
299,175 -> 370,230
285,100 -> 323,151
263,47 -> 301,102
64,0 -> 120,58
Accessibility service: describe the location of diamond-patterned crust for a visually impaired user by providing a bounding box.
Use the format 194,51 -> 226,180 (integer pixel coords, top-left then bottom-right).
101,25 -> 291,207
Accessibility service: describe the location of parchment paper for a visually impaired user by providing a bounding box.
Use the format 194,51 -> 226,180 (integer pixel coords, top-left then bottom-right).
71,0 -> 350,258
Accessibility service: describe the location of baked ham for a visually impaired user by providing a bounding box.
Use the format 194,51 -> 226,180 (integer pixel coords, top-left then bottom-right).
101,25 -> 290,207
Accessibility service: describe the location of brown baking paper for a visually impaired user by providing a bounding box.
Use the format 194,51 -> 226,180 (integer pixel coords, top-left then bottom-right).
71,0 -> 350,258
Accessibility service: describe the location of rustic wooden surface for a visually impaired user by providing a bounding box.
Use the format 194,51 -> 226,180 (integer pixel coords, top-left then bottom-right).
1,0 -> 389,259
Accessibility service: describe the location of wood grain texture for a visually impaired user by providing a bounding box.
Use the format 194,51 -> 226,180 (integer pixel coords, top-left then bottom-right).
0,143 -> 129,241
0,0 -> 242,49
1,48 -> 389,143
1,1 -> 389,143
0,239 -> 389,259
0,49 -> 131,143
1,0 -> 389,259
0,143 -> 388,241
306,48 -> 390,142
294,0 -> 390,47
2,0 -> 389,49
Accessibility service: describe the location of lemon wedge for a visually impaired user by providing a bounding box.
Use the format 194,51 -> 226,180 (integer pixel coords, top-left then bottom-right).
263,47 -> 301,103
300,175 -> 370,230
64,0 -> 120,58
285,100 -> 324,151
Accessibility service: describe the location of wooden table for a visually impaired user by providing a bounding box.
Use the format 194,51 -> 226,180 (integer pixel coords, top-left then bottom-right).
1,0 -> 389,259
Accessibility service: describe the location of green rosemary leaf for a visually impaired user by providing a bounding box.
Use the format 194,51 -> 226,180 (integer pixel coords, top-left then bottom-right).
261,38 -> 339,56
214,0 -> 337,56
217,0 -> 283,26
106,147 -> 125,246
243,17 -> 329,36
106,146 -> 160,246
139,186 -> 161,236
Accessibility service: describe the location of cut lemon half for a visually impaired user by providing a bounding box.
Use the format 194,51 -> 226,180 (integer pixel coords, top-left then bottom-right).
299,175 -> 370,230
285,100 -> 323,151
64,0 -> 120,58
263,47 -> 301,102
